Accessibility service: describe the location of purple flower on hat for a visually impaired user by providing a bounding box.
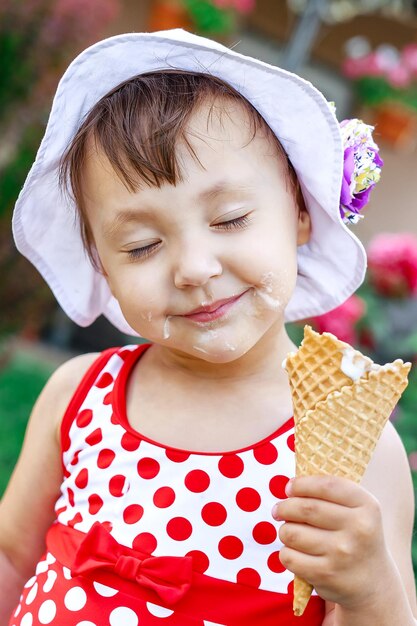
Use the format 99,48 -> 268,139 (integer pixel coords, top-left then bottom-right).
338,118 -> 383,224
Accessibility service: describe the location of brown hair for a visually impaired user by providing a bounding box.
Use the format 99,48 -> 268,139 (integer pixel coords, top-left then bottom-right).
59,71 -> 305,269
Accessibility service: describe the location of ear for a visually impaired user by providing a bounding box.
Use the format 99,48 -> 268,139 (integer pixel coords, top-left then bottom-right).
297,209 -> 311,246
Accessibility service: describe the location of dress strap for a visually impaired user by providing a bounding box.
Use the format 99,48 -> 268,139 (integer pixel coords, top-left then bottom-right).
60,347 -> 120,459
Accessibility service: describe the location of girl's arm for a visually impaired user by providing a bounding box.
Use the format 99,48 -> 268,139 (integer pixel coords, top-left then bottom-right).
359,422 -> 417,612
333,421 -> 417,625
322,421 -> 417,625
0,352 -> 98,623
274,420 -> 417,626
0,551 -> 27,623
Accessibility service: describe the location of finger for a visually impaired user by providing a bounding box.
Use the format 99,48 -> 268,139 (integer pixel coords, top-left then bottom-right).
273,496 -> 348,530
279,545 -> 327,582
287,475 -> 367,507
279,521 -> 328,556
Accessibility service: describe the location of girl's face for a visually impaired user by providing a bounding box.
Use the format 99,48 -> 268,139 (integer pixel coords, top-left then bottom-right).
83,101 -> 310,362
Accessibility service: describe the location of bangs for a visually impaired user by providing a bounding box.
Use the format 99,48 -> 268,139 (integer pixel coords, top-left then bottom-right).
59,71 -> 302,267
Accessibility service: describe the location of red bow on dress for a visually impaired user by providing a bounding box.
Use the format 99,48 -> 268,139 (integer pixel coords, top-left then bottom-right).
70,522 -> 193,604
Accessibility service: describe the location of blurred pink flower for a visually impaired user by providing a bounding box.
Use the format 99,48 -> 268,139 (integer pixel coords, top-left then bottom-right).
367,233 -> 417,298
386,65 -> 412,89
311,295 -> 366,345
233,0 -> 255,12
212,0 -> 255,13
343,44 -> 417,87
342,53 -> 384,79
402,43 -> 417,76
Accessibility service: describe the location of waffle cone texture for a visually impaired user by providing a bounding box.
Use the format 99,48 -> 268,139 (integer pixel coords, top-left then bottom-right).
284,326 -> 411,616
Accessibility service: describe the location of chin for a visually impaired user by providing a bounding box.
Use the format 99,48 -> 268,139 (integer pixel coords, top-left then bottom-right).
193,349 -> 241,364
190,336 -> 257,363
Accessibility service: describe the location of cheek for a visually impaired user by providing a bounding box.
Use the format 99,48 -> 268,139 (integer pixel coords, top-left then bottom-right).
238,224 -> 298,288
244,231 -> 298,315
251,268 -> 297,317
105,264 -> 166,321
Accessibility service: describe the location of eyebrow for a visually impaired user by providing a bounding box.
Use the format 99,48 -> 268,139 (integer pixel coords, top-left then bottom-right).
102,207 -> 154,240
102,180 -> 254,240
196,180 -> 255,202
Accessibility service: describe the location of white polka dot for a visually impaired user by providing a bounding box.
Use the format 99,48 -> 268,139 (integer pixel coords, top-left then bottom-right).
43,570 -> 57,593
20,613 -> 33,626
75,622 -> 97,626
23,576 -> 36,588
109,606 -> 138,626
25,583 -> 38,605
64,586 -> 87,611
62,566 -> 72,580
35,560 -> 48,575
93,581 -> 119,597
146,602 -> 174,617
45,553 -> 56,565
13,603 -> 21,618
38,599 -> 57,624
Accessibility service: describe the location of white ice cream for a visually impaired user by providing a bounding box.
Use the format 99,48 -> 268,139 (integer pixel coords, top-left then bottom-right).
340,347 -> 372,381
163,315 -> 172,339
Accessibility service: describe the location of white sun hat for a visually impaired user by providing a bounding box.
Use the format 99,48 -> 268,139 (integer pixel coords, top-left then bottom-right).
12,28 -> 374,336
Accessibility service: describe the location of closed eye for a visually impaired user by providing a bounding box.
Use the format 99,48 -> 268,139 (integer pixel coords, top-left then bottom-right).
126,241 -> 160,261
214,214 -> 251,230
125,213 -> 251,261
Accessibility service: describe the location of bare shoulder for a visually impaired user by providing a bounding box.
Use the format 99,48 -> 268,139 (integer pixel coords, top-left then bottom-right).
50,351 -> 100,384
0,352 -> 100,575
41,352 -> 100,438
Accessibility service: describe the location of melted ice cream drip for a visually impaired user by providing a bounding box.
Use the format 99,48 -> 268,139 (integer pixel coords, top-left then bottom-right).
193,334 -> 237,356
192,329 -> 221,354
260,271 -> 274,293
140,310 -> 153,322
197,328 -> 219,344
340,347 -> 372,381
252,271 -> 282,311
254,290 -> 281,310
379,360 -> 402,373
193,345 -> 210,354
163,316 -> 172,339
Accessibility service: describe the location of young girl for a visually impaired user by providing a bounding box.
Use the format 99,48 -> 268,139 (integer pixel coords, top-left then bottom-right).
2,29 -> 416,626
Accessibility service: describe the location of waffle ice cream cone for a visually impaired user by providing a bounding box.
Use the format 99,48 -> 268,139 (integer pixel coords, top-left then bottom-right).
283,326 -> 411,617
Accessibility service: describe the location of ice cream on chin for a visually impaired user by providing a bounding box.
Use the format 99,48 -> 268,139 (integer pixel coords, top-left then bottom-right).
283,325 -> 411,617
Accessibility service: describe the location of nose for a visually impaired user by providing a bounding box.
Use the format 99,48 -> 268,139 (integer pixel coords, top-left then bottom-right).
173,239 -> 222,288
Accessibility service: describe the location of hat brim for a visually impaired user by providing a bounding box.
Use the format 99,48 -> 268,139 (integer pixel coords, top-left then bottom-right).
12,29 -> 366,334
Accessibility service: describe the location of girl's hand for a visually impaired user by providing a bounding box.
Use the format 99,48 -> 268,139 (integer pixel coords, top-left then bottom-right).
272,475 -> 393,611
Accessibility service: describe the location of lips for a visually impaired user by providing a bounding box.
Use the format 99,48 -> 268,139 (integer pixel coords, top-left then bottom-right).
184,295 -> 242,316
181,290 -> 247,323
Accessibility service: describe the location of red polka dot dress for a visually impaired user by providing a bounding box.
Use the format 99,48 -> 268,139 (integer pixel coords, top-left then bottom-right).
9,345 -> 325,626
